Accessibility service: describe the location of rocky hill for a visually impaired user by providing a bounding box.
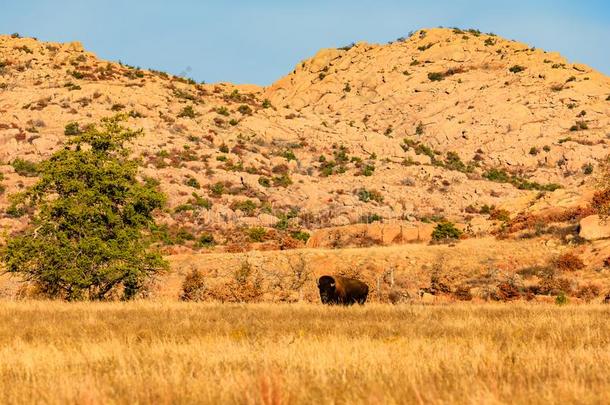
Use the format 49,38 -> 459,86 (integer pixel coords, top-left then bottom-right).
1,28 -> 609,254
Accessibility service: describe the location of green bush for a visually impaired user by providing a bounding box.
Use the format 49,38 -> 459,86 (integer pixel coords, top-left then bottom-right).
178,105 -> 196,118
570,120 -> 588,131
428,72 -> 444,81
360,213 -> 382,224
64,122 -> 81,136
432,222 -> 462,241
209,182 -> 225,196
231,200 -> 257,216
237,105 -> 252,115
258,176 -> 271,187
273,173 -> 292,187
191,193 -> 212,209
11,158 -> 39,177
247,226 -> 267,242
555,292 -> 568,306
444,151 -> 470,172
291,231 -> 310,242
198,233 -> 215,248
361,164 -> 375,177
1,116 -> 167,300
357,188 -> 384,203
509,65 -> 526,73
184,177 -> 200,189
483,168 -> 511,183
583,163 -> 594,175
282,150 -> 296,161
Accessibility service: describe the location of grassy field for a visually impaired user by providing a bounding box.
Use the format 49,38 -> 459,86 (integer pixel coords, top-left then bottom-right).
1,302 -> 609,404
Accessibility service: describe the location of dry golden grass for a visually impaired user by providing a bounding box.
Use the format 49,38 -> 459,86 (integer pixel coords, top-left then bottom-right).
1,301 -> 609,404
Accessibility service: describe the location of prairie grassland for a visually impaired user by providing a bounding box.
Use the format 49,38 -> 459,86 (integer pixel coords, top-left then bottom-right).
1,302 -> 609,404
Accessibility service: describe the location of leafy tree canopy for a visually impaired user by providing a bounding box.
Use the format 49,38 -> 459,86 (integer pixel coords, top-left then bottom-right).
2,115 -> 167,300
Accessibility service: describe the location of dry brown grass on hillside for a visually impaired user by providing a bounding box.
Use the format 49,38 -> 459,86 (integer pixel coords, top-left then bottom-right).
1,301 -> 609,404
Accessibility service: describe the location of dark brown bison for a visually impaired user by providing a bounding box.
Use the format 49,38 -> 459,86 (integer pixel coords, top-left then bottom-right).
317,275 -> 369,305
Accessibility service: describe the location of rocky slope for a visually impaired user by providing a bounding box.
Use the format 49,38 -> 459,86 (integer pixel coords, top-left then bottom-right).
0,28 -> 609,253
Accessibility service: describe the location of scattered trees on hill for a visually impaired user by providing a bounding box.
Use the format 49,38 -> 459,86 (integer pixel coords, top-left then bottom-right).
1,116 -> 168,300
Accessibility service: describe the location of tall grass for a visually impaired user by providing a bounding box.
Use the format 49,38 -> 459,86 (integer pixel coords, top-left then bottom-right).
0,302 -> 609,404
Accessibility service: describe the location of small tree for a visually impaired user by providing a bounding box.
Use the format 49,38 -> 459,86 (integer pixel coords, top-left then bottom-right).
1,116 -> 168,300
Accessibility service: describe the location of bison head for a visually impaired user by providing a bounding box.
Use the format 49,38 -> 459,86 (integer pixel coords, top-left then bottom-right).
317,275 -> 337,304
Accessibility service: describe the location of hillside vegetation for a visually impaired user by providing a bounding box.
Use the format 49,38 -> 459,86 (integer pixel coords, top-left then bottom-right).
0,28 -> 609,301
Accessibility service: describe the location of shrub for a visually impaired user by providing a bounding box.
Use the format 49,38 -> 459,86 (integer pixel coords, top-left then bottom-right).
184,177 -> 200,189
583,163 -> 594,175
552,252 -> 585,272
496,281 -> 521,301
247,226 -> 267,242
1,116 -> 167,300
191,193 -> 212,209
258,176 -> 271,187
262,99 -> 272,108
180,269 -> 207,301
444,151 -> 470,172
291,231 -> 310,242
198,233 -> 215,248
216,106 -> 230,116
529,147 -> 539,156
360,213 -> 382,224
64,122 -> 81,136
555,292 -> 568,306
273,173 -> 292,187
575,283 -> 601,302
432,222 -> 462,241
428,72 -> 444,82
11,158 -> 39,177
209,182 -> 225,196
282,149 -> 296,161
361,164 -> 375,177
489,209 -> 511,222
237,105 -> 252,115
231,200 -> 257,216
357,188 -> 384,203
174,204 -> 195,213
483,168 -> 510,183
453,285 -> 473,301
178,105 -> 196,118
509,65 -> 526,73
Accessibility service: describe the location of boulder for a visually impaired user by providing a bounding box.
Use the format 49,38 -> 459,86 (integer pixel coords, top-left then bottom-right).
579,215 -> 610,241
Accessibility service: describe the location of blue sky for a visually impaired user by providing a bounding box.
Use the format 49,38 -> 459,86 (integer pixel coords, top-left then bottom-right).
2,1 -> 609,85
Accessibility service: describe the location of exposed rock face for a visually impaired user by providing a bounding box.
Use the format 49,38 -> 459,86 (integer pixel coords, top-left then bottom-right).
579,215 -> 610,240
306,223 -> 435,248
0,28 -> 609,249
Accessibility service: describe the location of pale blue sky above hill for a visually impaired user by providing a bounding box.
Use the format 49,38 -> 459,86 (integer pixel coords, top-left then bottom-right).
1,0 -> 608,84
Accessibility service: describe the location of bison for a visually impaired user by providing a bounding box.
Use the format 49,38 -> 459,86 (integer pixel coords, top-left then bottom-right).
317,275 -> 369,305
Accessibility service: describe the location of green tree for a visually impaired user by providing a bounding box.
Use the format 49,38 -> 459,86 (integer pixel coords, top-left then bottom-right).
1,116 -> 168,300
